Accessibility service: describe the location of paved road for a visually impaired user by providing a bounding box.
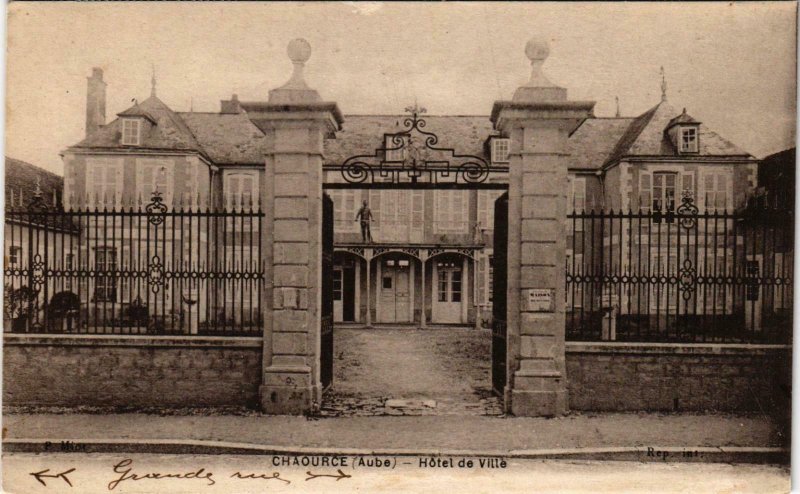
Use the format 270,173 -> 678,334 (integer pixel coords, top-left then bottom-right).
3,452 -> 789,493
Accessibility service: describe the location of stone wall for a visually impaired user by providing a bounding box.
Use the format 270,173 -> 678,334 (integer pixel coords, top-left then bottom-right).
3,335 -> 262,408
566,342 -> 792,413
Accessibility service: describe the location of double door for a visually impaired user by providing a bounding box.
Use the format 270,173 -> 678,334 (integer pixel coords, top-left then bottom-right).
378,259 -> 412,323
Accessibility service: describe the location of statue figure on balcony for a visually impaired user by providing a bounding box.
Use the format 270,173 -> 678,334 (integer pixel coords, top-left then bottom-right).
355,200 -> 374,243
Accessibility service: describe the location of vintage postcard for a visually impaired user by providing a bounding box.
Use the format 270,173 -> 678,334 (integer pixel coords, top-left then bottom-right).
1,2 -> 795,492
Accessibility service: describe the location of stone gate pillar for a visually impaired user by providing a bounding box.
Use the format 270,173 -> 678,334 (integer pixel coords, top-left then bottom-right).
491,38 -> 594,416
243,39 -> 343,414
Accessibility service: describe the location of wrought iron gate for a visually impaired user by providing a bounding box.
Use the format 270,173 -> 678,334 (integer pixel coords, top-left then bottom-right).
491,192 -> 508,396
320,193 -> 335,390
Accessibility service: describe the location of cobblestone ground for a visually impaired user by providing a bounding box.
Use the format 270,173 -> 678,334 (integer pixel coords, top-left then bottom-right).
321,327 -> 503,417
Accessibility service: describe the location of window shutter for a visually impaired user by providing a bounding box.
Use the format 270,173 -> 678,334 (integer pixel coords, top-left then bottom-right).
136,162 -> 145,206
478,191 -> 487,228
369,190 -> 381,234
411,190 -> 424,241
639,171 -> 652,211
681,172 -> 693,204
86,165 -> 96,207
114,164 -> 123,208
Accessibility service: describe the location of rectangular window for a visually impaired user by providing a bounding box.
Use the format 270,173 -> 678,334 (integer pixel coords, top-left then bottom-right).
137,159 -> 173,205
223,171 -> 259,211
653,172 -> 677,212
121,119 -> 141,146
86,158 -> 124,208
451,270 -> 462,303
569,176 -> 587,212
8,246 -> 21,265
379,190 -> 410,242
333,269 -> 343,301
438,270 -> 448,302
434,190 -> 468,233
491,138 -> 510,163
680,127 -> 698,153
701,171 -> 731,211
94,247 -> 117,302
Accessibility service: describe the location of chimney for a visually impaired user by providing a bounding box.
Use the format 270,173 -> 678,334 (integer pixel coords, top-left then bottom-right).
220,94 -> 241,114
86,67 -> 106,137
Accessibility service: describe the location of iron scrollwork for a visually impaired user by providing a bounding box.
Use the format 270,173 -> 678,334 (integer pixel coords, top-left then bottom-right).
145,191 -> 168,225
676,192 -> 699,229
339,105 -> 493,185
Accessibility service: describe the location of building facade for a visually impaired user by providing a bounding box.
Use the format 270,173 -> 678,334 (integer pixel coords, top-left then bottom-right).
60,68 -> 759,332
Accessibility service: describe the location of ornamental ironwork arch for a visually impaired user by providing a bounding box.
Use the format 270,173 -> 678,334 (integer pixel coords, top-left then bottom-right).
336,105 -> 505,186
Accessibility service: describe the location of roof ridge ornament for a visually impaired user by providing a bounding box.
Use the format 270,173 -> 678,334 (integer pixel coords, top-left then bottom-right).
660,66 -> 667,102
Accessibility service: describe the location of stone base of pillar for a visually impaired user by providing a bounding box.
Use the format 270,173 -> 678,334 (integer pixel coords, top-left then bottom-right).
259,367 -> 318,415
510,372 -> 568,417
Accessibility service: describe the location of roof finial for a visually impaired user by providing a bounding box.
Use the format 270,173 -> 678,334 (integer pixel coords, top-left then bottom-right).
404,101 -> 426,118
33,176 -> 42,199
660,66 -> 667,102
151,63 -> 157,97
615,96 -> 620,117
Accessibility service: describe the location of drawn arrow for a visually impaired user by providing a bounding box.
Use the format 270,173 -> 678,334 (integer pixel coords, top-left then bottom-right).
30,468 -> 76,487
305,469 -> 352,481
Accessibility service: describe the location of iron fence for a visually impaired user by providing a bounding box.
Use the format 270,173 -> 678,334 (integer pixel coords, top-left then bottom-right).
4,192 -> 264,336
566,195 -> 793,344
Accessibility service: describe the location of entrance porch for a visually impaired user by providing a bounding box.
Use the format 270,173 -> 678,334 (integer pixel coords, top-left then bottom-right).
334,244 -> 482,326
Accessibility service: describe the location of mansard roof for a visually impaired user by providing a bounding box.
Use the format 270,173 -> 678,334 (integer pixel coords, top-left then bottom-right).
5,156 -> 63,210
70,95 -> 204,155
323,115 -> 496,166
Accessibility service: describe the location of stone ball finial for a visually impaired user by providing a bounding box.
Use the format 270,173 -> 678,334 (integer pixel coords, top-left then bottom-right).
525,36 -> 550,63
287,38 -> 311,64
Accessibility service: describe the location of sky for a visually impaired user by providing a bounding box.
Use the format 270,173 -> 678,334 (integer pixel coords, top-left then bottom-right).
4,2 -> 797,175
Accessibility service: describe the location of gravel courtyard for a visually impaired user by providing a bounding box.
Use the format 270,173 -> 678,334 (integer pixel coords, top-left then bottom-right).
322,326 -> 502,416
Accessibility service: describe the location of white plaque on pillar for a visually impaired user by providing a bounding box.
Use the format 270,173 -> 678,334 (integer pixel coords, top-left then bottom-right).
525,288 -> 554,312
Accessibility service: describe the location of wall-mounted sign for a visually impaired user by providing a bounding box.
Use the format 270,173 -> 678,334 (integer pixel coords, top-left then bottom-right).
525,288 -> 554,312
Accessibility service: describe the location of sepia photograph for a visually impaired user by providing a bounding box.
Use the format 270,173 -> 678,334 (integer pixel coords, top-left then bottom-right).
0,2 -> 796,492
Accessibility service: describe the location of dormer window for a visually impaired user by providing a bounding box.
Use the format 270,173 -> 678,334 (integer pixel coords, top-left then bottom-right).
121,118 -> 141,146
491,138 -> 510,163
680,127 -> 698,153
